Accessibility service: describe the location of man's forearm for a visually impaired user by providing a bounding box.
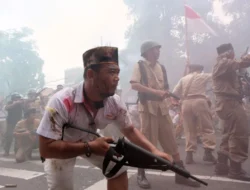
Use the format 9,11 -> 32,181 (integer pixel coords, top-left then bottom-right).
131,83 -> 156,94
239,60 -> 250,69
122,127 -> 157,153
40,136 -> 86,159
5,104 -> 15,111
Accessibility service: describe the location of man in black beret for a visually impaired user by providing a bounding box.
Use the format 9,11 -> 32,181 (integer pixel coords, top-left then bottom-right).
213,43 -> 250,181
37,46 -> 172,190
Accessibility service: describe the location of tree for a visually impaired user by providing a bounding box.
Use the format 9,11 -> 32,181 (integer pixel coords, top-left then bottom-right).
0,27 -> 45,97
121,0 -> 214,88
216,0 -> 250,55
121,0 -> 250,89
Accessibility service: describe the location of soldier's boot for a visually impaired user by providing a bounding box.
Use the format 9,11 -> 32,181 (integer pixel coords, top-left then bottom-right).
215,153 -> 229,176
203,148 -> 217,164
15,148 -> 26,163
228,160 -> 250,181
26,148 -> 33,160
137,168 -> 151,189
185,151 -> 195,165
175,161 -> 200,187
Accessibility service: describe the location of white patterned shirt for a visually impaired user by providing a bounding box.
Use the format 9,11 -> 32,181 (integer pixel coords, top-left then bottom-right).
37,82 -> 132,142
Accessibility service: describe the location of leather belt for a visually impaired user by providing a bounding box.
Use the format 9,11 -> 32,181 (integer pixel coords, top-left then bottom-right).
184,95 -> 207,100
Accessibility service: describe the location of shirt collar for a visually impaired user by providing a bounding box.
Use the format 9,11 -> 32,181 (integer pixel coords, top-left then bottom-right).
74,82 -> 84,103
143,58 -> 159,67
73,82 -> 104,109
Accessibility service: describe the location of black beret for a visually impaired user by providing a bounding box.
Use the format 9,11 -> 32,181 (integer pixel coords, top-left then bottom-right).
217,43 -> 233,55
82,46 -> 118,68
189,64 -> 204,71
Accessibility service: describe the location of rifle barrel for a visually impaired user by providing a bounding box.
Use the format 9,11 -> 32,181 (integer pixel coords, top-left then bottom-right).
190,175 -> 208,186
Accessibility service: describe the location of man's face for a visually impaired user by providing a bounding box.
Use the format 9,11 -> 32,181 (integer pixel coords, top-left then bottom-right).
12,96 -> 21,102
92,64 -> 120,98
145,46 -> 161,61
27,113 -> 36,121
28,93 -> 36,99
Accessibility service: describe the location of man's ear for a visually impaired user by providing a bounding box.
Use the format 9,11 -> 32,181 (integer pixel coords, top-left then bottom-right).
86,69 -> 95,79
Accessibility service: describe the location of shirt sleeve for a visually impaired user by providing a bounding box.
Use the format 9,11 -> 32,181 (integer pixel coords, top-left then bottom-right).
173,79 -> 183,98
203,73 -> 212,80
14,121 -> 26,133
130,63 -> 141,83
214,58 -> 240,77
36,95 -> 68,140
112,95 -> 133,129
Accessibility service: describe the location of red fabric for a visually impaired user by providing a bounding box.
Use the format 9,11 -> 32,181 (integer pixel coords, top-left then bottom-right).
63,97 -> 73,113
185,5 -> 200,19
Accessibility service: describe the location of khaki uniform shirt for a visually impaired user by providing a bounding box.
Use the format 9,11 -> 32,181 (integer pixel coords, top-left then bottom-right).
15,119 -> 40,133
173,72 -> 212,98
130,60 -> 169,116
212,52 -> 241,99
24,99 -> 42,118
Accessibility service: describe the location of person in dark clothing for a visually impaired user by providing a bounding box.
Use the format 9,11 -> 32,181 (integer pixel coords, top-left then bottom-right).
3,93 -> 23,156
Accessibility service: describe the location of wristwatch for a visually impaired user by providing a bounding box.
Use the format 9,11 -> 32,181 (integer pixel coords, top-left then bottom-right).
84,142 -> 92,157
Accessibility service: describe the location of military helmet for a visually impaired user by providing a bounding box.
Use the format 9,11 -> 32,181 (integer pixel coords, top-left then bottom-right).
11,92 -> 22,100
28,89 -> 37,95
140,40 -> 161,56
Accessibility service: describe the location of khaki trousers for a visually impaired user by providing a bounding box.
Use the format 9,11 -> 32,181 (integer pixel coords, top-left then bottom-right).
15,134 -> 39,163
182,98 -> 216,152
215,99 -> 249,163
175,124 -> 184,139
140,111 -> 178,156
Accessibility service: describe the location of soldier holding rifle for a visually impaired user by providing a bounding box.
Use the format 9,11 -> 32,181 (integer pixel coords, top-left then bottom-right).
3,93 -> 23,156
213,43 -> 250,181
130,40 -> 200,188
36,46 -> 173,190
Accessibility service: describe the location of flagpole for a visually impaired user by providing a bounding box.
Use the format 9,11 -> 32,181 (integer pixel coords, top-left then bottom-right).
184,0 -> 190,76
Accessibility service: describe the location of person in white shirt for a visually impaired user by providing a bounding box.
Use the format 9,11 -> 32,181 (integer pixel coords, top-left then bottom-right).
37,46 -> 172,190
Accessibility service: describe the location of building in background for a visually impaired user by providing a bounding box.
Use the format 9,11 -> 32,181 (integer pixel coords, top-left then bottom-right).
64,67 -> 83,86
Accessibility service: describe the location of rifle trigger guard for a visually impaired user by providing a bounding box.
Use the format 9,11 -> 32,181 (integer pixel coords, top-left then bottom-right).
102,146 -> 126,178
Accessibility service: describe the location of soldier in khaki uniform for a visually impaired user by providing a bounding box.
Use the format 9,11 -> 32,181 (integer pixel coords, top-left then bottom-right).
212,43 -> 250,181
173,64 -> 216,164
23,89 -> 42,119
130,41 -> 200,188
14,108 -> 40,163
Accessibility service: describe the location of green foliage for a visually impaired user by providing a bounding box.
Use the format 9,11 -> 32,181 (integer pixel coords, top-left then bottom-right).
0,27 -> 45,96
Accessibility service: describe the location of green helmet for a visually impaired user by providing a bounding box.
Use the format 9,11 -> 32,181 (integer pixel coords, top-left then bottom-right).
28,89 -> 36,95
140,40 -> 161,56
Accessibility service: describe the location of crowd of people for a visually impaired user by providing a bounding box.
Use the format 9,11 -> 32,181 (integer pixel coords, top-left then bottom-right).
0,85 -> 63,163
1,41 -> 250,190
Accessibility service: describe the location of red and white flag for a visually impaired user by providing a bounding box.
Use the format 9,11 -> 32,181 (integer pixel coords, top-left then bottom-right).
185,5 -> 217,36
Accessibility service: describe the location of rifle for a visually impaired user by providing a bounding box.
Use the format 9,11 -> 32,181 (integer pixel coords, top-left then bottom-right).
134,92 -> 180,108
239,47 -> 250,96
58,124 -> 208,186
168,92 -> 181,101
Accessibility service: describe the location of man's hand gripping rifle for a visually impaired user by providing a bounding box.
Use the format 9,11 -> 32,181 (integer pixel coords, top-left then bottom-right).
61,124 -> 208,186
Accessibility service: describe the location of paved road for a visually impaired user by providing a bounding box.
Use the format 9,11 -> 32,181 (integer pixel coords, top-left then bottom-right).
0,139 -> 250,190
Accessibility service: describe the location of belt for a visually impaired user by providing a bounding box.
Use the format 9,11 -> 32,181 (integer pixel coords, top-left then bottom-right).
184,95 -> 207,100
215,92 -> 242,101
